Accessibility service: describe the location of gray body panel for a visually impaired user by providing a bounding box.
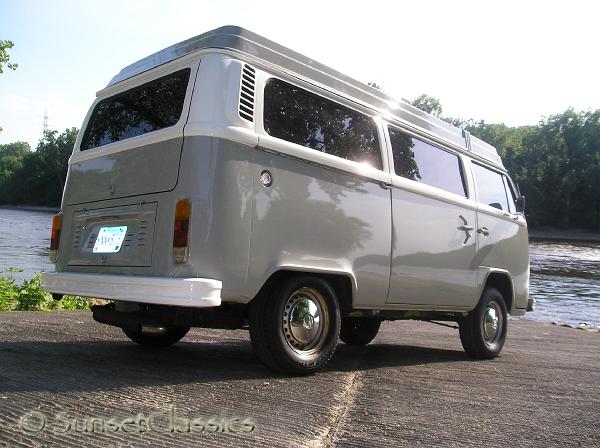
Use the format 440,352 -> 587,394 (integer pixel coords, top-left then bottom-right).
248,147 -> 391,307
64,138 -> 183,205
476,207 -> 530,309
388,184 -> 478,308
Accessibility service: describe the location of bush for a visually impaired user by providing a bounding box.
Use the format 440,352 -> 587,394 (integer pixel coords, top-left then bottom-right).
0,269 -> 91,311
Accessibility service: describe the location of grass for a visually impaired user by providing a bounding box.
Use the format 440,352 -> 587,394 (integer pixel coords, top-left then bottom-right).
0,268 -> 91,311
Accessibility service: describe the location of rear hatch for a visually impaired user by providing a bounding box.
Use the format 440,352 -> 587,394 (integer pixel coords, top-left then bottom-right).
60,65 -> 195,268
63,138 -> 183,204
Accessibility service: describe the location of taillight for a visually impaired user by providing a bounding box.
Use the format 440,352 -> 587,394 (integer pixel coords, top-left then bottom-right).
50,214 -> 62,263
173,199 -> 191,263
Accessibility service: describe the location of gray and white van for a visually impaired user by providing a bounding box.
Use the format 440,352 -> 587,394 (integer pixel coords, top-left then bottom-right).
42,26 -> 532,374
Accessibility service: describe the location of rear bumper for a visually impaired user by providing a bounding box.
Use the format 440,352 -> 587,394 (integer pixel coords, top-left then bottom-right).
41,272 -> 222,308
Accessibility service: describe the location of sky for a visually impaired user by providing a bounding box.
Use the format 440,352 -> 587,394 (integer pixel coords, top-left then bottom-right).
1,0 -> 599,149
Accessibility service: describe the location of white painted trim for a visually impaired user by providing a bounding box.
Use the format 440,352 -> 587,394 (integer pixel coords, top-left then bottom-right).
69,127 -> 183,165
184,122 -> 258,147
257,133 -> 390,184
41,272 -> 222,308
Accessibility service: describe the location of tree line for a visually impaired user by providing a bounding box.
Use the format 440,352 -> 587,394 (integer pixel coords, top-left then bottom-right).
0,102 -> 598,230
0,129 -> 76,206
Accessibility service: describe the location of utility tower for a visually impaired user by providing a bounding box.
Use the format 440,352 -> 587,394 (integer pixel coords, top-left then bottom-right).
43,109 -> 48,133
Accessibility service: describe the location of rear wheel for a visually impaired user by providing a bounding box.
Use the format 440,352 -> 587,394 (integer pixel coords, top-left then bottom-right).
340,317 -> 380,346
249,276 -> 341,375
459,287 -> 507,358
122,325 -> 190,347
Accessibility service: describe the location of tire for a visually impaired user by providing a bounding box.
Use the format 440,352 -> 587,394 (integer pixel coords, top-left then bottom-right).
459,287 -> 508,359
122,325 -> 190,347
340,317 -> 381,346
249,276 -> 341,375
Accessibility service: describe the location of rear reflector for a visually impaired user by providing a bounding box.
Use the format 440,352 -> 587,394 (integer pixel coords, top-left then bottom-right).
50,214 -> 62,263
173,199 -> 191,263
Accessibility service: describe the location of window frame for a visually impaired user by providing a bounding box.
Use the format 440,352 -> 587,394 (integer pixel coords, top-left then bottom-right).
386,123 -> 470,199
258,75 -> 388,180
471,161 -> 517,215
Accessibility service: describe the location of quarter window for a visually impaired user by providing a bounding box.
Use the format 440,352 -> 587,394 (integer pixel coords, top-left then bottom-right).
388,127 -> 467,197
81,68 -> 191,151
263,79 -> 382,170
472,163 -> 512,211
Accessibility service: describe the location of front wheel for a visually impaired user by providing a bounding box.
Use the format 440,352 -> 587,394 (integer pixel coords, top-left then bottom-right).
459,287 -> 507,359
122,325 -> 190,347
249,276 -> 341,375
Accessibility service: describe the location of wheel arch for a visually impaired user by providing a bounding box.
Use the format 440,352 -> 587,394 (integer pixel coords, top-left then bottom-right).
251,266 -> 357,314
481,269 -> 515,314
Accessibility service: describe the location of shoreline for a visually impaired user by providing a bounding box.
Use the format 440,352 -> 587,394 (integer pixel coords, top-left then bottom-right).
0,204 -> 59,213
529,229 -> 600,243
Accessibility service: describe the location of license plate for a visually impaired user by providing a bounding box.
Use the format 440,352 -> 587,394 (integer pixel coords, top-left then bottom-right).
93,226 -> 128,253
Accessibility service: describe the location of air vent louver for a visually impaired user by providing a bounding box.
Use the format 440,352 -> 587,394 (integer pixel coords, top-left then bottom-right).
239,64 -> 256,122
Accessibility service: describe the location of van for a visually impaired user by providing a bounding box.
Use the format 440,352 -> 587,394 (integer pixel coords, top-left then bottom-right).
42,26 -> 532,374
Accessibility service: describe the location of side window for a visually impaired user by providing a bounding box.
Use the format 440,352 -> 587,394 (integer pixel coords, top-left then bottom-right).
472,163 -> 512,211
81,68 -> 191,151
388,127 -> 466,197
263,78 -> 382,170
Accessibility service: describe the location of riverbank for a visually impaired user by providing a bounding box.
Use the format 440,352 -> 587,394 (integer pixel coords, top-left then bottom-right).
529,228 -> 600,242
0,204 -> 58,213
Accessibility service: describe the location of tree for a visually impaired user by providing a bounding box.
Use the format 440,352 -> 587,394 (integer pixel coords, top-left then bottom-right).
0,142 -> 31,203
0,39 -> 18,133
408,94 -> 443,117
3,129 -> 78,206
0,40 -> 17,74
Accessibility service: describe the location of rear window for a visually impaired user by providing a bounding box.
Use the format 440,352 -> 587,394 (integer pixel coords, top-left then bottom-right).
81,68 -> 191,151
388,127 -> 467,197
263,78 -> 382,170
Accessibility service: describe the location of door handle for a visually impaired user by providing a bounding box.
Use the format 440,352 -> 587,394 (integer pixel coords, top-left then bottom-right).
457,215 -> 473,244
457,215 -> 474,231
478,227 -> 490,237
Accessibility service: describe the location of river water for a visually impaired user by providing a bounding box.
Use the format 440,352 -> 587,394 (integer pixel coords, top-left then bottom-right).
1,208 -> 599,328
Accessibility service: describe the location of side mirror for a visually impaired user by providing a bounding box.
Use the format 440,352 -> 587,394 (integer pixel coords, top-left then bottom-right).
515,196 -> 526,214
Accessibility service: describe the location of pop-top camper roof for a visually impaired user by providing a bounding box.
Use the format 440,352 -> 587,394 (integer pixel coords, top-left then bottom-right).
107,26 -> 502,167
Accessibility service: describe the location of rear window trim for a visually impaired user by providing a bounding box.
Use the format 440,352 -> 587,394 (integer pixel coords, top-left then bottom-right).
80,68 -> 192,151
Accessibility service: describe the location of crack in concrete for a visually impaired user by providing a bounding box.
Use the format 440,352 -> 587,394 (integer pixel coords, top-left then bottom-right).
307,354 -> 364,448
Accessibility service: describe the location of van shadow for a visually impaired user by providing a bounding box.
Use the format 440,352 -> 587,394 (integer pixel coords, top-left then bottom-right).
0,339 -> 469,394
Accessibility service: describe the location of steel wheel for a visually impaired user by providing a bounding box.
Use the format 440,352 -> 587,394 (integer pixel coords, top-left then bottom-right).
282,287 -> 330,355
482,301 -> 504,349
459,287 -> 508,359
249,276 -> 341,374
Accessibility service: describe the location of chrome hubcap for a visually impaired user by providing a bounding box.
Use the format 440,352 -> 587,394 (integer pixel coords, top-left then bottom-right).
282,287 -> 329,355
482,302 -> 502,344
